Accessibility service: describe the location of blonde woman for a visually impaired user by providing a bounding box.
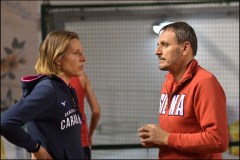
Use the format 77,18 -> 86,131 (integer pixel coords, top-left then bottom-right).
1,30 -> 86,159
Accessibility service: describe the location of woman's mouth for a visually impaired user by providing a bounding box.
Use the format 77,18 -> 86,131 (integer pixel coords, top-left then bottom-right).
79,65 -> 84,70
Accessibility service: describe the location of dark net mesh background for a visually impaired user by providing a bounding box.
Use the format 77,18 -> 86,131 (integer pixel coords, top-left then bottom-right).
42,2 -> 239,159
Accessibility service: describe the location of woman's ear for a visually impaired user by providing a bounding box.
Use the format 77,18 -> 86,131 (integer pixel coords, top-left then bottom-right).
54,57 -> 61,65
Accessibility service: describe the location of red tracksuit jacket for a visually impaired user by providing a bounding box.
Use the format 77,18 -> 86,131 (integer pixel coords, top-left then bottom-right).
158,59 -> 228,159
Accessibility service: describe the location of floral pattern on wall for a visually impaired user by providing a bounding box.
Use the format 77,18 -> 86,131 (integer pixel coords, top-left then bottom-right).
1,1 -> 40,159
1,38 -> 27,109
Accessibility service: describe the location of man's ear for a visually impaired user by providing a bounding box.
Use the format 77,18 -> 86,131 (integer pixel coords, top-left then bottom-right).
182,41 -> 191,56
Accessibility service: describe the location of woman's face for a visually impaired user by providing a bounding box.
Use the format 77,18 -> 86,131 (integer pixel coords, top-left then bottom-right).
59,38 -> 86,79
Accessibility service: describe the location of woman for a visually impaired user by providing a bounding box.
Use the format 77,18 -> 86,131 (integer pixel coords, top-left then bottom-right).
1,30 -> 86,159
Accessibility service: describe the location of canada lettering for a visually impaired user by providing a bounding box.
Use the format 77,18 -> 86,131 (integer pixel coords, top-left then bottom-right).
61,114 -> 82,130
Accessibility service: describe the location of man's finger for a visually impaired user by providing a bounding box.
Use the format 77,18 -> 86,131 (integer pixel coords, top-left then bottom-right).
138,126 -> 150,132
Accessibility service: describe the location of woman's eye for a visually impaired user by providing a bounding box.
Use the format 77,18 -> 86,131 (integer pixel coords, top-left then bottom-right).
74,52 -> 83,57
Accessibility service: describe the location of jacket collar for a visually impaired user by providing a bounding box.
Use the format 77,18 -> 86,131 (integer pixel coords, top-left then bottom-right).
165,58 -> 198,94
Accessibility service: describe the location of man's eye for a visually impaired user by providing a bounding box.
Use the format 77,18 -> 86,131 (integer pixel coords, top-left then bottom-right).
162,43 -> 168,47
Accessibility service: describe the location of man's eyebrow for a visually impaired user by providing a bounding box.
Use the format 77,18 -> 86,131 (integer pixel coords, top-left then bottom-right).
160,40 -> 168,44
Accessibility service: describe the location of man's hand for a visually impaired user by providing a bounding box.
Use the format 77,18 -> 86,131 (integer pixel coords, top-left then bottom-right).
138,124 -> 169,147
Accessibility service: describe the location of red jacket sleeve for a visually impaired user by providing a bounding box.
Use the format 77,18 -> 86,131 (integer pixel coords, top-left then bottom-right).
168,75 -> 228,153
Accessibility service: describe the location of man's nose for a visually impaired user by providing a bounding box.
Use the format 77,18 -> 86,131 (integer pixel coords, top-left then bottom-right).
155,46 -> 162,55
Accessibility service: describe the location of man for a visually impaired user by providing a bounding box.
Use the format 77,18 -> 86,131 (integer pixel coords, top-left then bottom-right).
70,71 -> 101,159
138,22 -> 228,159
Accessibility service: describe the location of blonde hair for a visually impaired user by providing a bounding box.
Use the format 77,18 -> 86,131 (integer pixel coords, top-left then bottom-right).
35,30 -> 79,76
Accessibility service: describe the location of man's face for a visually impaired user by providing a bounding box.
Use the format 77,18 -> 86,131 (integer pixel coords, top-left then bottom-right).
155,29 -> 183,73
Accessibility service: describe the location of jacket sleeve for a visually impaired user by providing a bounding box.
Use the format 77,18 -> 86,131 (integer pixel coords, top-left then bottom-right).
1,85 -> 56,152
167,75 -> 228,153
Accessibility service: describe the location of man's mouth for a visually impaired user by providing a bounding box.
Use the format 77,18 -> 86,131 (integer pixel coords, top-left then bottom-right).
158,57 -> 165,61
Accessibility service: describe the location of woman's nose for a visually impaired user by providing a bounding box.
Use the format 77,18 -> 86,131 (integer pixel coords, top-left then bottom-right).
80,54 -> 86,62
